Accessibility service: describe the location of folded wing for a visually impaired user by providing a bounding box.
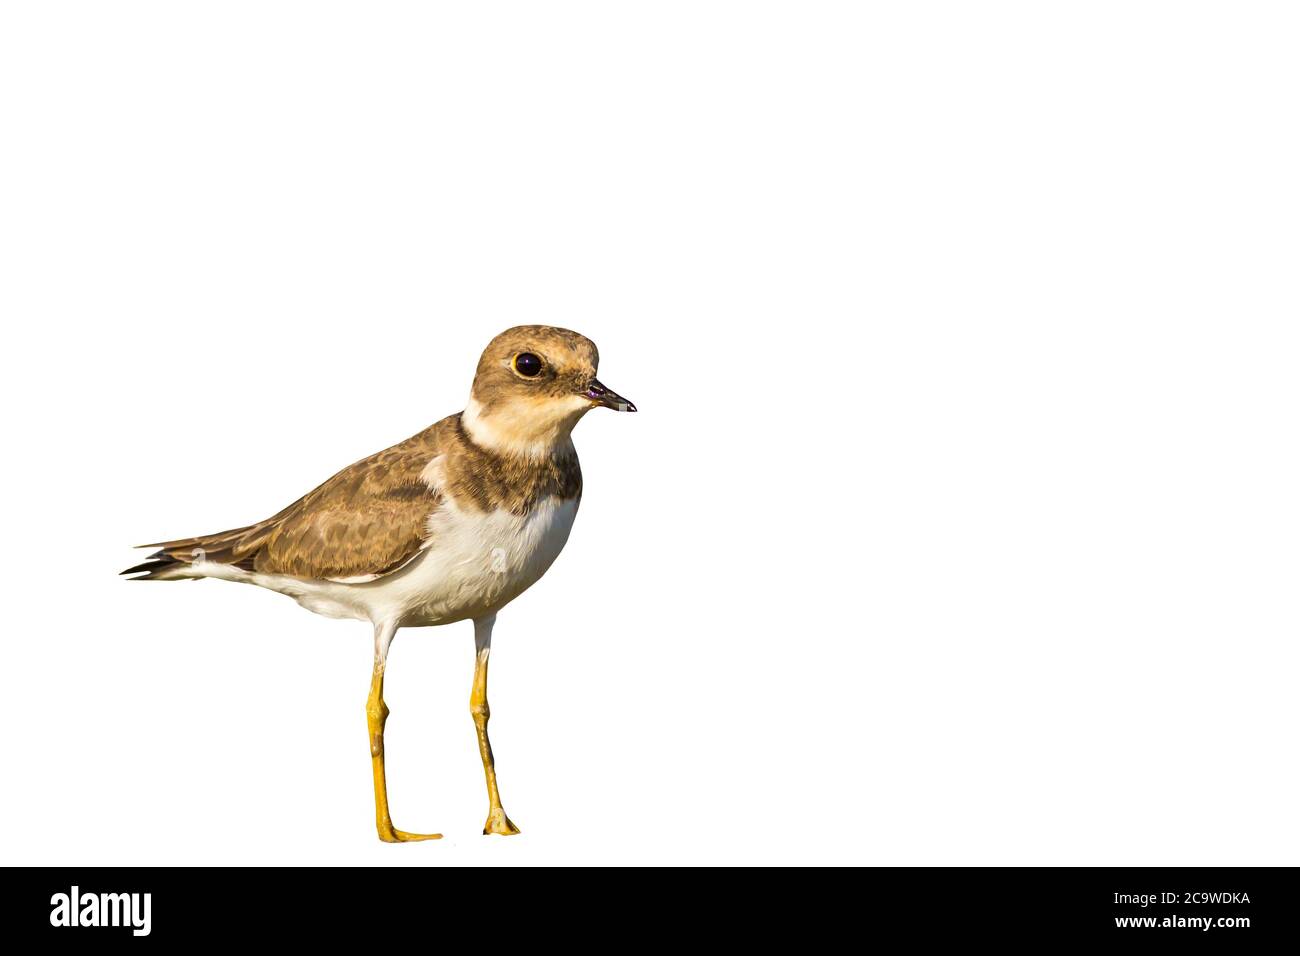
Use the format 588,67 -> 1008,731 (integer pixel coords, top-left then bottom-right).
124,424 -> 444,582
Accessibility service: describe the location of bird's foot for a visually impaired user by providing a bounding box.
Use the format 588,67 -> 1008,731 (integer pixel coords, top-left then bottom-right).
378,825 -> 443,843
483,808 -> 521,836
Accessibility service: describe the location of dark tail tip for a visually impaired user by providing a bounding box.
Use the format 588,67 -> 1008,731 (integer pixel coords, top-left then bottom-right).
120,552 -> 181,580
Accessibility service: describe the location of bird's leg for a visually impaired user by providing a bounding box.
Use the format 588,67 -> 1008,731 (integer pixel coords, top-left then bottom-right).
367,623 -> 441,843
472,615 -> 520,835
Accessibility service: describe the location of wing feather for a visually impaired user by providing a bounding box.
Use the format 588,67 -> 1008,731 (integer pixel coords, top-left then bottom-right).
129,424 -> 444,581
254,428 -> 442,579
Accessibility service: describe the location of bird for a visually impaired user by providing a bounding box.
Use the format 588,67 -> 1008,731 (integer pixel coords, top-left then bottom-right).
122,326 -> 636,840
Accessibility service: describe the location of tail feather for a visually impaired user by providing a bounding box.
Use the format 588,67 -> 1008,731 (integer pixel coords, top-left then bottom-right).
123,521 -> 276,580
120,553 -> 190,581
136,524 -> 257,552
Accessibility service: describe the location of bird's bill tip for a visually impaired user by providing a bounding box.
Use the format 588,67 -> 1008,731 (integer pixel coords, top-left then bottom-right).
585,379 -> 636,412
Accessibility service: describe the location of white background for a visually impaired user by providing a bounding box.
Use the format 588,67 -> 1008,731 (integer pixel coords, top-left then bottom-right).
1,2 -> 1297,866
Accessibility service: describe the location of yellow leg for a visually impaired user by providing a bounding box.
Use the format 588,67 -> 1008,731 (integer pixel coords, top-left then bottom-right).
472,615 -> 520,835
367,625 -> 441,843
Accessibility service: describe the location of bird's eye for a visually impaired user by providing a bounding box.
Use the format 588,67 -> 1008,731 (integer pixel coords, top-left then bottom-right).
513,352 -> 543,377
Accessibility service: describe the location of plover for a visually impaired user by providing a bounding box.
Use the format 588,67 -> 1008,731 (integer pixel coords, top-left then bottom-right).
123,326 -> 635,840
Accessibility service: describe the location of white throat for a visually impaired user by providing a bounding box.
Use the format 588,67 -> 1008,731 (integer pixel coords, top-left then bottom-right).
462,395 -> 589,461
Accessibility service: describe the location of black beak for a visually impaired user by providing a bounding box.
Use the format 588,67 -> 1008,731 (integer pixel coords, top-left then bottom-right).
585,378 -> 637,412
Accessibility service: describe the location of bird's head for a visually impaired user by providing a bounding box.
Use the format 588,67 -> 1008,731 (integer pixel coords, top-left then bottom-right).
464,325 -> 636,459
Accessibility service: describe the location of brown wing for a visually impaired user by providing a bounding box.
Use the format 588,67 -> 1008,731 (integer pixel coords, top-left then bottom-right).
129,423 -> 445,581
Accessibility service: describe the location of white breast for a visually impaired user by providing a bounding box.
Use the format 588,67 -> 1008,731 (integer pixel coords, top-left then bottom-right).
366,495 -> 580,627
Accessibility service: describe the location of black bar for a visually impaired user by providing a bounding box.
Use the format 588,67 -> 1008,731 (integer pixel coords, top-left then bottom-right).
6,866 -> 1297,943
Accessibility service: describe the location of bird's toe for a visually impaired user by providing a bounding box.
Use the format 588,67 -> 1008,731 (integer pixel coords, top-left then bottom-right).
378,827 -> 443,843
483,809 -> 521,836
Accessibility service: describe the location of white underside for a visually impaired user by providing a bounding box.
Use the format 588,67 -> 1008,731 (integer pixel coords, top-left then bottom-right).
169,496 -> 579,628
